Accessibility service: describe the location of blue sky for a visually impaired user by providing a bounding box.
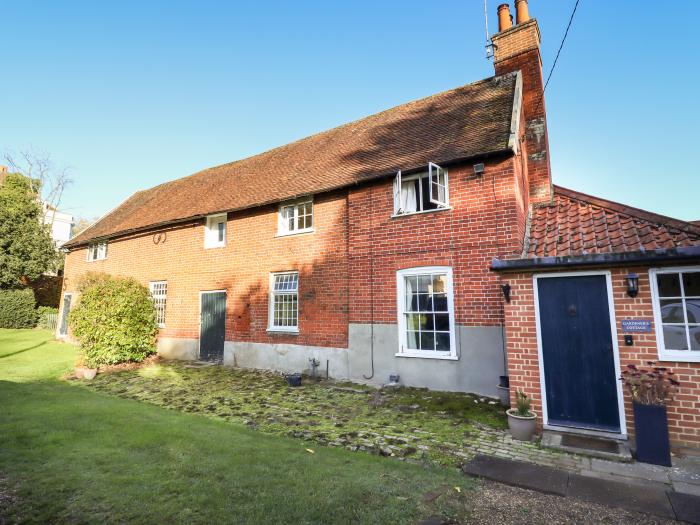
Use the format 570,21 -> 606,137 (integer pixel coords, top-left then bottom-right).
2,1 -> 698,221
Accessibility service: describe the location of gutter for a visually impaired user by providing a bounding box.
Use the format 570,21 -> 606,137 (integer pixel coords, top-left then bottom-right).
491,245 -> 700,272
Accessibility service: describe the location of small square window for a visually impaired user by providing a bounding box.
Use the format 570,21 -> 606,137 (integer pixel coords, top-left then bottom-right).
205,214 -> 227,248
393,163 -> 449,216
86,241 -> 107,261
278,199 -> 313,236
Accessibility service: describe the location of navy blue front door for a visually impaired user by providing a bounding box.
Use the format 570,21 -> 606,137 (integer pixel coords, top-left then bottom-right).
537,275 -> 620,432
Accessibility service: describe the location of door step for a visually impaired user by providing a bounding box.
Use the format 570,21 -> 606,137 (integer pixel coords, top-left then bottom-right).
184,360 -> 220,368
542,431 -> 632,462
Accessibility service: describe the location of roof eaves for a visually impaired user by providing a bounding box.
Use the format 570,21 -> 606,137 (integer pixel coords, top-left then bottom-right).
491,245 -> 700,272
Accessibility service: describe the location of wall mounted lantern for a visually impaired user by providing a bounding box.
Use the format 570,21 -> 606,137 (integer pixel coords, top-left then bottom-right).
501,283 -> 512,303
625,273 -> 639,298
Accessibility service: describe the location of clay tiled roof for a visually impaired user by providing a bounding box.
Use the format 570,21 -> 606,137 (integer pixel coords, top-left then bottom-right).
66,74 -> 519,248
524,186 -> 700,258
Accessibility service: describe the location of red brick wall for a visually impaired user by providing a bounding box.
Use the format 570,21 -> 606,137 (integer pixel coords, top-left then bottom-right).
504,266 -> 700,450
62,154 -> 531,351
62,190 -> 349,348
347,157 -> 526,327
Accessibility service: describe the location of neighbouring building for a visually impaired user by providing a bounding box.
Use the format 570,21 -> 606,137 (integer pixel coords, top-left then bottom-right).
59,2 -> 700,450
43,203 -> 74,247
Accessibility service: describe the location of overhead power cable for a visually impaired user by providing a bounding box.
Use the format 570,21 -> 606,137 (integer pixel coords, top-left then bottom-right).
537,0 -> 581,110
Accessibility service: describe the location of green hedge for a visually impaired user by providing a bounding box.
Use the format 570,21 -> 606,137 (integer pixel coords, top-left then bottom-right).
69,273 -> 158,368
0,288 -> 38,328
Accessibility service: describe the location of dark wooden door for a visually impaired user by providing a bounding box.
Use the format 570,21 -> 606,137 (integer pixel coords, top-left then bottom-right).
537,275 -> 620,432
59,294 -> 72,336
200,291 -> 226,362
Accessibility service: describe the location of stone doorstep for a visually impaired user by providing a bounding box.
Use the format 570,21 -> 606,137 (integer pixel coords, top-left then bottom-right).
541,430 -> 633,462
463,454 -> 700,523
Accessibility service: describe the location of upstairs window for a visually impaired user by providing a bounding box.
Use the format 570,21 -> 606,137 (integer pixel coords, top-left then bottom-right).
149,281 -> 167,328
205,214 -> 227,248
268,272 -> 299,332
393,163 -> 449,216
278,198 -> 313,236
651,267 -> 700,361
86,241 -> 107,261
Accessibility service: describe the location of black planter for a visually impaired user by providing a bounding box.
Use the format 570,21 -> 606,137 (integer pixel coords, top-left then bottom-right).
285,373 -> 302,387
633,401 -> 671,467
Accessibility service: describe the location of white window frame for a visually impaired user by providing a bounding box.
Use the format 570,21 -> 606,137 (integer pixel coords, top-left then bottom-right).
149,281 -> 167,328
268,271 -> 300,333
86,241 -> 107,261
277,198 -> 314,237
392,164 -> 450,217
204,214 -> 227,248
395,266 -> 457,360
650,266 -> 700,362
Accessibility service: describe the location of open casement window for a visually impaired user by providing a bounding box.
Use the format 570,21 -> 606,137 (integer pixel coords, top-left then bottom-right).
149,281 -> 167,328
204,214 -> 227,248
278,199 -> 313,236
429,162 -> 448,207
392,164 -> 449,216
396,266 -> 457,359
86,242 -> 107,261
650,267 -> 700,361
268,272 -> 299,332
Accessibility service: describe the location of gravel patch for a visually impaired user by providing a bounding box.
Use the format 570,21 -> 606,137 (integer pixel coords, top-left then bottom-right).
462,479 -> 678,525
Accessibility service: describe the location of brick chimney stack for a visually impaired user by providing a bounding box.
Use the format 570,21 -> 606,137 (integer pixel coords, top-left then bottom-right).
491,0 -> 552,204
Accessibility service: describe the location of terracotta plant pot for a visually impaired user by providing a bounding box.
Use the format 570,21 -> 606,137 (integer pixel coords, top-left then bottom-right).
507,409 -> 537,441
74,366 -> 84,379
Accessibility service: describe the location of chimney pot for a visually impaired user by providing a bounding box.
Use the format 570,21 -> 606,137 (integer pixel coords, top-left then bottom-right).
497,3 -> 513,32
515,0 -> 531,24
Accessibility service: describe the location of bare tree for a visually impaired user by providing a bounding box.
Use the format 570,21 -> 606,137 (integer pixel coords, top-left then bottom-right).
4,148 -> 73,229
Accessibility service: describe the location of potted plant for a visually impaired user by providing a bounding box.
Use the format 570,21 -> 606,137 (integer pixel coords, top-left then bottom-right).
74,354 -> 98,380
507,391 -> 537,441
620,362 -> 678,467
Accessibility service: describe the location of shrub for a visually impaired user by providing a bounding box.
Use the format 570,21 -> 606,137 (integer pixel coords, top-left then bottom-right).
0,288 -> 38,328
620,362 -> 679,406
37,306 -> 59,329
69,273 -> 158,368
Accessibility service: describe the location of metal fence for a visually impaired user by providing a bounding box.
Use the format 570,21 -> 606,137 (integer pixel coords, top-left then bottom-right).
40,312 -> 58,331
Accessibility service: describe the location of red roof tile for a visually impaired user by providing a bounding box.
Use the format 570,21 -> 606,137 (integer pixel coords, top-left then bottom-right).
524,186 -> 700,258
66,74 -> 519,248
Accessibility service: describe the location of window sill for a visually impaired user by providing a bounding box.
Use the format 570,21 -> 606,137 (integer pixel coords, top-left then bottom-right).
86,259 -> 107,263
394,352 -> 458,361
391,206 -> 452,219
275,228 -> 315,238
267,328 -> 300,335
204,244 -> 226,249
658,350 -> 700,363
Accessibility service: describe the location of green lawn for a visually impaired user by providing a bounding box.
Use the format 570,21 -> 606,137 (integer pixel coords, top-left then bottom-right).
0,330 -> 472,524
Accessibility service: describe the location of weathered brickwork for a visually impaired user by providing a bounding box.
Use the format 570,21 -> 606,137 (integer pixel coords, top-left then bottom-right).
63,153 -> 531,348
63,191 -> 350,349
504,266 -> 700,450
347,157 -> 527,327
493,19 -> 552,205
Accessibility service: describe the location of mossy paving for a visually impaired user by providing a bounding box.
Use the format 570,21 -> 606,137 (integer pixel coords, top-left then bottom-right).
81,362 -> 572,469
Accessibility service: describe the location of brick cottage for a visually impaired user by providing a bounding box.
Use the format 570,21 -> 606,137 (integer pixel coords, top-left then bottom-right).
60,2 -> 700,450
